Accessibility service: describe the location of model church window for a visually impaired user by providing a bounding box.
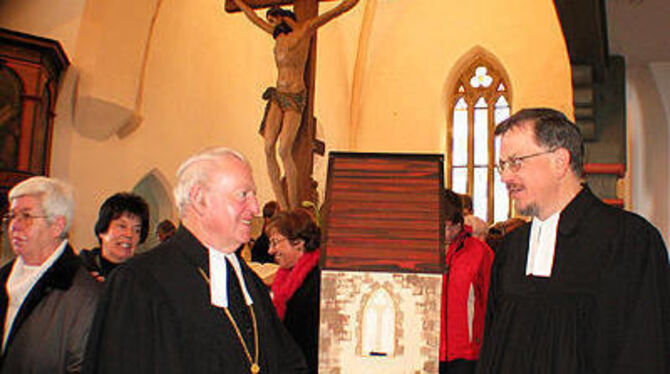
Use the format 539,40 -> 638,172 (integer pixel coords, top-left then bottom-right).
361,288 -> 395,358
447,57 -> 511,223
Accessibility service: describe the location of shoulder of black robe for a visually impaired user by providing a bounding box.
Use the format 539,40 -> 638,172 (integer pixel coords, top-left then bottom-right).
561,186 -> 670,372
589,196 -> 670,373
480,215 -> 530,329
82,249 -> 183,374
83,226 -> 309,374
478,187 -> 670,373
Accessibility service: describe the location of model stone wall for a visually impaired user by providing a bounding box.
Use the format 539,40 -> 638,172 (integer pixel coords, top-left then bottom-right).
319,270 -> 442,374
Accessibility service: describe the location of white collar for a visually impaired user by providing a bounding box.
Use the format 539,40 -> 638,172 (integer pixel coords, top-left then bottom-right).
526,212 -> 560,277
207,248 -> 253,308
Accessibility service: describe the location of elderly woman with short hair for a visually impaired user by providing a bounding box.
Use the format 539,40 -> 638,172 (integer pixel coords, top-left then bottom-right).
79,192 -> 149,281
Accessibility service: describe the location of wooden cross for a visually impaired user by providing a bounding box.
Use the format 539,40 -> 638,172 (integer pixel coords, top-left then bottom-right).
226,0 -> 329,206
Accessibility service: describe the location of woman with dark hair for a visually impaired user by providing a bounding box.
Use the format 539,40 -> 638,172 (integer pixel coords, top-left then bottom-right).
266,209 -> 321,373
440,189 -> 494,374
80,192 -> 149,281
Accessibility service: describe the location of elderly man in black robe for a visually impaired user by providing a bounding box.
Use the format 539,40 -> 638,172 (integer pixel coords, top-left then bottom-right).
477,108 -> 670,373
84,147 -> 308,374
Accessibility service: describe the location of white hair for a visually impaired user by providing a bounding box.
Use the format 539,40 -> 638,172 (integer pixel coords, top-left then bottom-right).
9,176 -> 74,238
174,147 -> 248,216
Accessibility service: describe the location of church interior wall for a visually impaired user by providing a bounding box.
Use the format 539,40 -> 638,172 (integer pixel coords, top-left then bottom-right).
0,0 -> 86,55
350,0 -> 573,154
4,0 -> 666,250
627,63 -> 670,244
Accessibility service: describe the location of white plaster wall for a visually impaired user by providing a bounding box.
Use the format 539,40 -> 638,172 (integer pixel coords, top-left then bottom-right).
628,63 -> 670,246
349,0 -> 573,153
0,0 -> 573,249
0,0 -> 86,55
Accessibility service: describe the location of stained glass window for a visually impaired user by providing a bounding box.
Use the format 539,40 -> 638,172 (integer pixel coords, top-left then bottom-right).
447,59 -> 512,224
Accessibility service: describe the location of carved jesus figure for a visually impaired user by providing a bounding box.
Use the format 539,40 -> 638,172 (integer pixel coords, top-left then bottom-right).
232,0 -> 359,209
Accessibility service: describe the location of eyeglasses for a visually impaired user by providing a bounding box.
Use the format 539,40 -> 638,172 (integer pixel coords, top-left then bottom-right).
269,237 -> 287,248
2,212 -> 49,225
496,149 -> 556,174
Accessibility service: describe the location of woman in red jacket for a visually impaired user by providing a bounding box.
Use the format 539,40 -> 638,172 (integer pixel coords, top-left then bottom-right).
440,189 -> 494,374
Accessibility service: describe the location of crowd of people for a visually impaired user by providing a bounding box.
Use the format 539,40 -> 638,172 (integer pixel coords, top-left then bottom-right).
0,107 -> 667,373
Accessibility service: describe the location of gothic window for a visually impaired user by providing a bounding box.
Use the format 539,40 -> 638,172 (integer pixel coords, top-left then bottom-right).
447,57 -> 511,223
361,288 -> 395,357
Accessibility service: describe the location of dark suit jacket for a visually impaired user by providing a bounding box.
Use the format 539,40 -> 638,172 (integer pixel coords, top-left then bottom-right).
84,226 -> 308,374
0,245 -> 102,373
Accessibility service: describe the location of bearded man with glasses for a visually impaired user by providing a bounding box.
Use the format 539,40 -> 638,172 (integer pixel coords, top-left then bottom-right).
477,108 -> 670,374
0,176 -> 101,373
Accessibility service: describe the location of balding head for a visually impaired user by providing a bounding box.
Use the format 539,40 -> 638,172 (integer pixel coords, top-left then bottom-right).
174,147 -> 259,252
174,147 -> 247,217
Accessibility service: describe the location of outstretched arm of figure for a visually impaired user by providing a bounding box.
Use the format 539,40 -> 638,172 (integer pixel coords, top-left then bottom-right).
231,0 -> 274,34
306,0 -> 360,32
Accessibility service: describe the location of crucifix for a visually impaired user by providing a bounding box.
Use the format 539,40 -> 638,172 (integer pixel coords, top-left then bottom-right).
226,0 -> 359,210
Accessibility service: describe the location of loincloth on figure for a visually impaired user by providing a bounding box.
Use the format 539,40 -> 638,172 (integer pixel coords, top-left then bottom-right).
259,87 -> 306,135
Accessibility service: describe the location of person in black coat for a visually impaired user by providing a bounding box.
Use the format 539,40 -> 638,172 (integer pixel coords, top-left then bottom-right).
79,192 -> 149,281
267,209 -> 321,373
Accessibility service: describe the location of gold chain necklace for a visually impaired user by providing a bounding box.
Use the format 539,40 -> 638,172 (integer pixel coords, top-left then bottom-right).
198,267 -> 260,374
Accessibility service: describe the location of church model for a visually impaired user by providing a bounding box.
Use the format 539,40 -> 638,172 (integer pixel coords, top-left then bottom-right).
319,152 -> 445,374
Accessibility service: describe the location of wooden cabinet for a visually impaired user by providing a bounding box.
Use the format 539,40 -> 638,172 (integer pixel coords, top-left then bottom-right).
0,28 -> 68,208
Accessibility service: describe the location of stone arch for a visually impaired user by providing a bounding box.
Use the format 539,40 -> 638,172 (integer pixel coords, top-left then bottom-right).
132,168 -> 175,252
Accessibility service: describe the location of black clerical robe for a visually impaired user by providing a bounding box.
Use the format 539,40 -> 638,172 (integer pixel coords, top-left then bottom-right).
478,186 -> 670,374
83,226 -> 308,374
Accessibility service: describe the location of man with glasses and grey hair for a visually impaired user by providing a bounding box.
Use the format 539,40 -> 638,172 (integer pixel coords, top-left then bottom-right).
477,108 -> 670,373
84,147 -> 307,374
0,176 -> 101,373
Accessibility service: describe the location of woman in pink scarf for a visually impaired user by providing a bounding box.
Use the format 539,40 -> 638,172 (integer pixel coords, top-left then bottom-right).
267,209 -> 321,373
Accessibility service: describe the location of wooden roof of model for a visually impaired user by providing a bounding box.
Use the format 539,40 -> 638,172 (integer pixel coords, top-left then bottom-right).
321,152 -> 445,273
